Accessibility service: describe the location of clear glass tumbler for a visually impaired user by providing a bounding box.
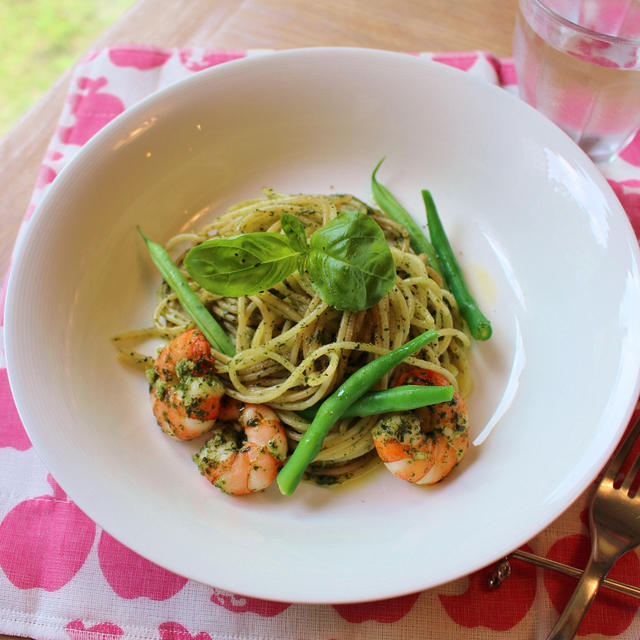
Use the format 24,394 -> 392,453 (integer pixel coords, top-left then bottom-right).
513,0 -> 640,163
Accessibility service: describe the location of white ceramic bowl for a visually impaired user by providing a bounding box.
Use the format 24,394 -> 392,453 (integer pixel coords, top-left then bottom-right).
5,48 -> 640,604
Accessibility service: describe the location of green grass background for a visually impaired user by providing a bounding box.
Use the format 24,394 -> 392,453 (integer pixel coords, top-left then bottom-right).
0,0 -> 135,136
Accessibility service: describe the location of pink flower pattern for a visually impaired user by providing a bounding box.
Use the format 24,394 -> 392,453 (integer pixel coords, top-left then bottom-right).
0,475 -> 95,590
57,76 -> 125,146
333,592 -> 420,623
158,622 -> 212,640
97,531 -> 188,600
210,588 -> 290,617
178,49 -> 246,71
0,46 -> 638,640
0,368 -> 31,450
439,545 -> 537,631
545,533 -> 640,636
108,47 -> 172,69
66,620 -> 124,640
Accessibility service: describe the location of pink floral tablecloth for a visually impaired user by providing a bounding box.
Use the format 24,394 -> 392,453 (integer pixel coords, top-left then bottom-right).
1,47 -> 640,640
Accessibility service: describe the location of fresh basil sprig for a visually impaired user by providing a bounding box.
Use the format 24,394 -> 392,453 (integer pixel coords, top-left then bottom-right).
184,210 -> 396,311
280,212 -> 308,255
183,232 -> 299,297
306,210 -> 396,310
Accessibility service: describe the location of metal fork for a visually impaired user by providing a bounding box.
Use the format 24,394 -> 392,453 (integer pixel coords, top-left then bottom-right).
547,415 -> 640,639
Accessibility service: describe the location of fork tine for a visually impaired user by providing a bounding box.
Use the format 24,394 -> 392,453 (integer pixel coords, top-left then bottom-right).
620,445 -> 640,495
602,414 -> 640,485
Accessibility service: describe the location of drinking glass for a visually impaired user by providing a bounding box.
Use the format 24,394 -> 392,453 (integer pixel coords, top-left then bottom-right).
513,0 -> 640,163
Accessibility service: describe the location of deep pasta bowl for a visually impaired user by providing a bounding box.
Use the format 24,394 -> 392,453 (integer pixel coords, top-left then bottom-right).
5,48 -> 640,604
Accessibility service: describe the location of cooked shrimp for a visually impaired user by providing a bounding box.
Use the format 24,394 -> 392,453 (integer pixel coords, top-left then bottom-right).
147,329 -> 225,440
372,368 -> 468,485
154,328 -> 216,379
193,402 -> 288,495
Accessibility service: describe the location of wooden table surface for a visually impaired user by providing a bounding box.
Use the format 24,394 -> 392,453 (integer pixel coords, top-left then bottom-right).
0,0 -> 517,282
0,4 -> 516,637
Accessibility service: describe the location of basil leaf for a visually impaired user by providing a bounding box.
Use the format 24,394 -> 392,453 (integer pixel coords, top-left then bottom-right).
184,233 -> 300,297
305,210 -> 396,311
280,213 -> 308,254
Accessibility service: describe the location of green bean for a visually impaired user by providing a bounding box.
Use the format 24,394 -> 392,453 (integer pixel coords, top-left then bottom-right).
422,190 -> 492,341
276,329 -> 438,495
138,228 -> 236,357
297,384 -> 453,421
371,158 -> 441,274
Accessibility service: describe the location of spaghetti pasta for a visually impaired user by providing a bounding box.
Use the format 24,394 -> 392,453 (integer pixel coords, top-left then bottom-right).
115,190 -> 472,486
